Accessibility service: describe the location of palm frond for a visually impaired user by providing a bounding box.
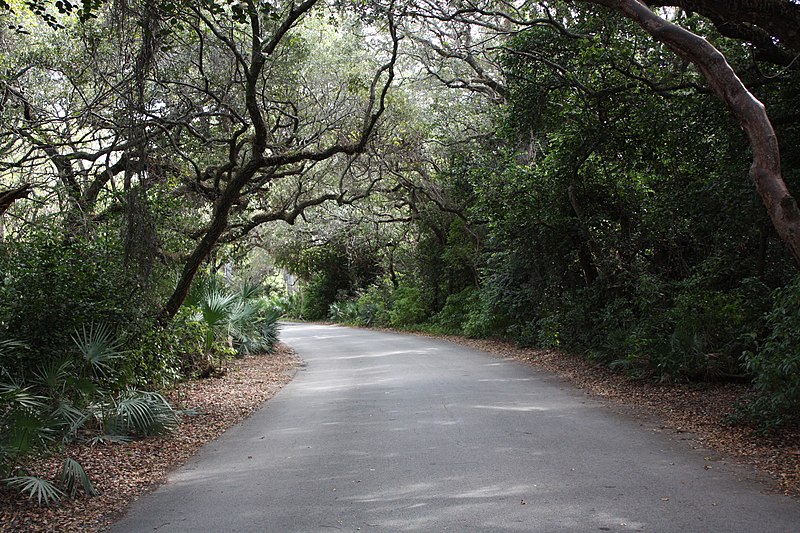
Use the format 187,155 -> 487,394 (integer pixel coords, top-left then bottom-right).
72,323 -> 124,377
4,475 -> 64,506
33,359 -> 73,394
0,339 -> 28,359
201,290 -> 237,328
60,457 -> 97,497
0,381 -> 47,410
228,300 -> 264,353
185,275 -> 226,308
2,411 -> 58,456
185,276 -> 209,308
52,401 -> 90,436
106,390 -> 179,437
259,308 -> 282,353
229,299 -> 263,329
238,279 -> 265,301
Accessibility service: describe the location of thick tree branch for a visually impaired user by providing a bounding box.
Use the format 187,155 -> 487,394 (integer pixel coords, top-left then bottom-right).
159,6 -> 402,321
0,183 -> 32,217
644,0 -> 800,53
587,0 -> 800,266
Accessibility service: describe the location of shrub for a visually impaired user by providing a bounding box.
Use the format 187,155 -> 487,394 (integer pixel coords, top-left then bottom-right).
462,287 -> 510,338
597,273 -> 762,382
741,276 -> 800,430
0,233 -> 139,378
300,274 -> 338,320
227,299 -> 281,356
269,292 -> 303,319
122,308 -> 206,387
388,285 -> 430,327
432,287 -> 478,333
535,314 -> 562,348
662,289 -> 748,380
328,300 -> 360,324
0,325 -> 180,505
182,275 -> 283,369
354,285 -> 391,326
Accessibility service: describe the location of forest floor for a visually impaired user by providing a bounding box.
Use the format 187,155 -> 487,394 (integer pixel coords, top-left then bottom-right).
0,345 -> 301,533
1,329 -> 798,532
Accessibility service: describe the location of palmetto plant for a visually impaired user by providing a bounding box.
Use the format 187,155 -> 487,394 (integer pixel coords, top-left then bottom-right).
0,324 -> 179,505
72,322 -> 124,377
95,389 -> 179,438
328,300 -> 361,324
0,379 -> 52,463
61,457 -> 97,497
4,475 -> 65,506
232,306 -> 282,356
198,290 -> 238,352
184,275 -> 282,360
238,278 -> 266,302
0,370 -> 93,505
4,455 -> 100,505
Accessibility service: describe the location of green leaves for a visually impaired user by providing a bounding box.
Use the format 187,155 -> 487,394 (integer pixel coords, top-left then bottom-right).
72,323 -> 124,377
0,323 -> 183,504
103,390 -> 179,438
184,275 -> 282,359
0,381 -> 47,411
1,456 -> 98,507
33,359 -> 73,395
61,457 -> 97,497
4,475 -> 64,506
199,291 -> 238,331
740,276 -> 800,430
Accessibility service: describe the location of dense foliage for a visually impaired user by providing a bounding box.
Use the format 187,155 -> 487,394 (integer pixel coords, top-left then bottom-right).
2,0 -> 800,506
0,0 -> 316,503
0,222 -> 282,503
277,5 -> 800,430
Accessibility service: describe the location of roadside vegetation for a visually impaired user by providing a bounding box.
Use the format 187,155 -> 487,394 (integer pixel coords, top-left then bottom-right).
2,0 -> 799,514
0,233 -> 284,504
270,4 -> 800,434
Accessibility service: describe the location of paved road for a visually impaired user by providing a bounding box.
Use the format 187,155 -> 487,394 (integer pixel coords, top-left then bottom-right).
110,323 -> 800,532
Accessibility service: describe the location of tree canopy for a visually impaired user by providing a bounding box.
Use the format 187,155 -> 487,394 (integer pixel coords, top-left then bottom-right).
2,0 -> 800,501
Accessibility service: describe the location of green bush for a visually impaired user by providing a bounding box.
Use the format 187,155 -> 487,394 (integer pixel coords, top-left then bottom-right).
583,271 -> 764,382
0,325 -> 180,505
328,300 -> 360,324
388,285 -> 430,327
0,233 -> 139,378
462,289 -> 509,338
616,281 -> 756,382
354,285 -> 392,326
300,274 -> 339,320
122,308 -> 207,387
227,301 -> 281,356
182,275 -> 283,368
662,289 -> 747,380
742,276 -> 800,430
432,286 -> 478,333
272,292 -> 302,318
534,314 -> 562,348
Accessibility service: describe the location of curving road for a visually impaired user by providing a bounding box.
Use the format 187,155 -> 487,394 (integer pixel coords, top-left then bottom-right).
109,323 -> 800,532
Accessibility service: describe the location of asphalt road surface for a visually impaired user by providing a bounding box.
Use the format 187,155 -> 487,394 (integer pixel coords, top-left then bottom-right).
109,323 -> 800,532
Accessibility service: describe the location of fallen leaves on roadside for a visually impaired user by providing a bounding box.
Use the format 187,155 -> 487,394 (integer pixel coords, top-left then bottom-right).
0,345 -> 300,533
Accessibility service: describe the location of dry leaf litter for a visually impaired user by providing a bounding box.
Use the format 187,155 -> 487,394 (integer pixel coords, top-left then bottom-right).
0,344 -> 300,532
